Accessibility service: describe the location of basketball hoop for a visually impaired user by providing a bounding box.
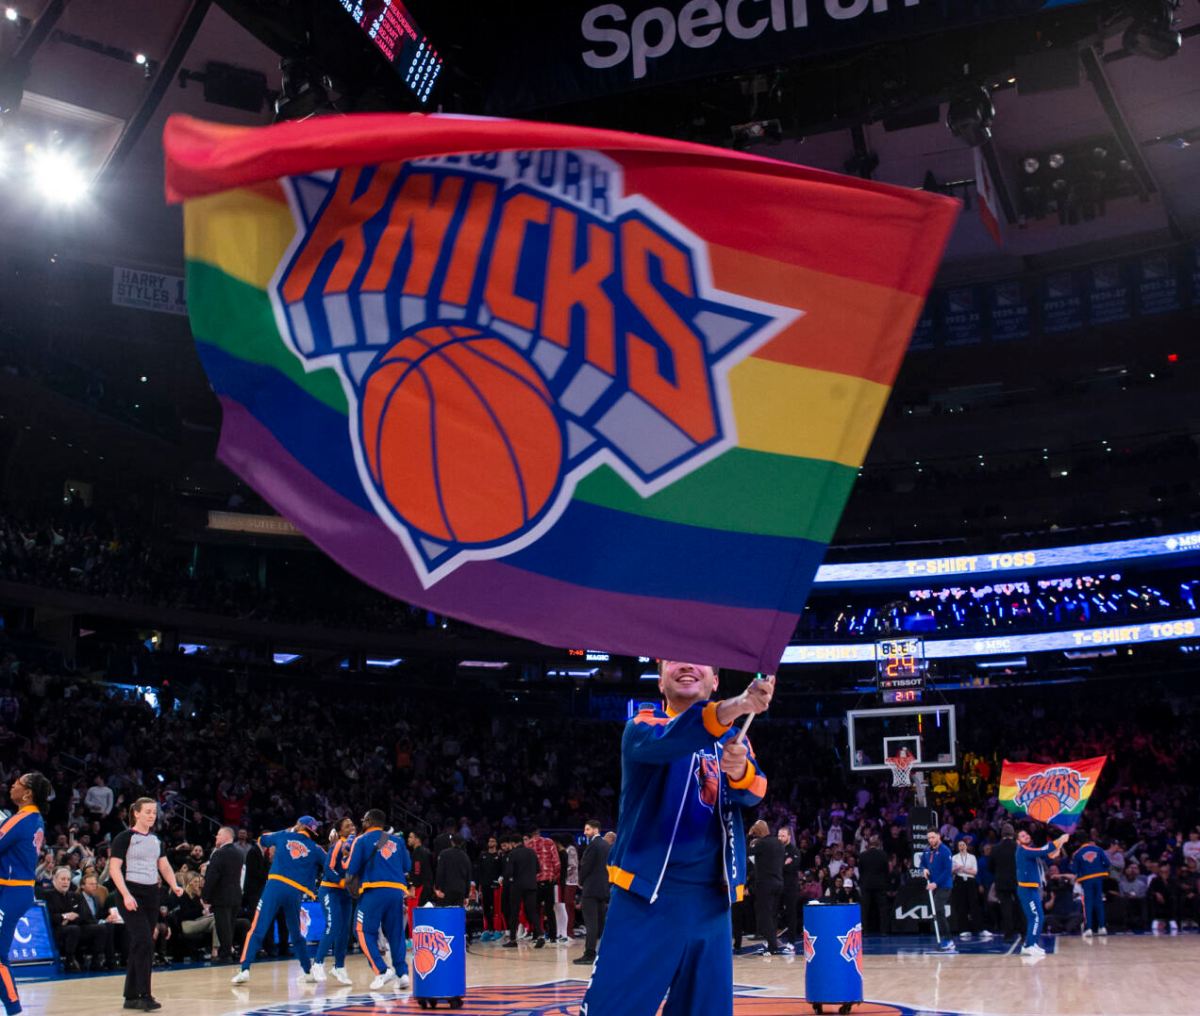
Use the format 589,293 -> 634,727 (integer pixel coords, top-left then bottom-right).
886,754 -> 915,787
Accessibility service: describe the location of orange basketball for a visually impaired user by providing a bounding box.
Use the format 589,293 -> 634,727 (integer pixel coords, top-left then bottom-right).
360,324 -> 563,545
1026,793 -> 1060,824
413,947 -> 436,977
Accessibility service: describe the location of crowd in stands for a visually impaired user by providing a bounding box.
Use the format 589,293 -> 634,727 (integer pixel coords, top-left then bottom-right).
1,643 -> 1198,973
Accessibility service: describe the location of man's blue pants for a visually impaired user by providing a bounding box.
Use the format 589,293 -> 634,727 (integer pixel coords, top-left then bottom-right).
581,886 -> 733,1016
1081,879 -> 1106,931
1018,886 -> 1044,948
355,888 -> 407,976
315,887 -> 352,966
241,880 -> 312,972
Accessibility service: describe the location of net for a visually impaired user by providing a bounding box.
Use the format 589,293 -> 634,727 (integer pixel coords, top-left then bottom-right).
885,754 -> 915,787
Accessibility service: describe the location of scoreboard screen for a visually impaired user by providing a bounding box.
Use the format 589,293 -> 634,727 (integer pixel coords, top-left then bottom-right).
875,637 -> 926,692
335,1 -> 442,103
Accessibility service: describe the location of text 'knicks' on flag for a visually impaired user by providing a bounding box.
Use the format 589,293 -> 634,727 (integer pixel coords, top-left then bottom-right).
165,113 -> 958,671
999,756 -> 1107,831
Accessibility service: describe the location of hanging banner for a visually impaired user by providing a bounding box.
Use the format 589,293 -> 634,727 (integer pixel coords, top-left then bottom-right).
941,286 -> 985,346
112,266 -> 188,316
1039,271 -> 1085,334
1134,250 -> 1181,317
1085,261 -> 1132,327
987,280 -> 1031,341
999,756 -> 1106,831
165,113 -> 957,671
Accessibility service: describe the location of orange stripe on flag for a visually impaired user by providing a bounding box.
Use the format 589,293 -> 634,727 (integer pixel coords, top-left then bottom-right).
709,244 -> 922,387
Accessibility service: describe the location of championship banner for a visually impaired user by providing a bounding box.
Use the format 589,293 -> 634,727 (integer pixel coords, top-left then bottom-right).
164,113 -> 956,670
999,756 -> 1106,831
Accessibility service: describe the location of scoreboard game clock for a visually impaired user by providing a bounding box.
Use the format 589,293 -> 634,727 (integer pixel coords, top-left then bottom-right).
875,637 -> 926,702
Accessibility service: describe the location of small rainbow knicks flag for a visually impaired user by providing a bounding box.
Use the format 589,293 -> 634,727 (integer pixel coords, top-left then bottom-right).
165,114 -> 957,671
999,756 -> 1107,831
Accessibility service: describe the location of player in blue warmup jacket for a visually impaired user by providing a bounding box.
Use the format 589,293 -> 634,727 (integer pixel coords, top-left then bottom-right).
1016,828 -> 1069,956
232,816 -> 327,984
0,773 -> 51,1016
920,830 -> 956,952
581,662 -> 773,1016
1070,838 -> 1110,937
346,808 -> 413,991
312,816 -> 356,984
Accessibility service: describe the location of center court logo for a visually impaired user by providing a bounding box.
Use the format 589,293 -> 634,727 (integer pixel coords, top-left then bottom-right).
271,149 -> 797,585
411,925 -> 455,978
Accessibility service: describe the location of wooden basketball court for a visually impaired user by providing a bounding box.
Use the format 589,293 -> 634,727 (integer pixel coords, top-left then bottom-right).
20,934 -> 1195,1016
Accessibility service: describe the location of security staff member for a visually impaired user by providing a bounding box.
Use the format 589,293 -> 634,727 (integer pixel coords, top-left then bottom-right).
573,820 -> 610,966
231,817 -> 326,984
202,826 -> 244,964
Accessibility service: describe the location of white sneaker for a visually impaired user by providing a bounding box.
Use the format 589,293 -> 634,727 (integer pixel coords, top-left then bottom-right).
1098,927 -> 1107,936
230,969 -> 250,984
397,973 -> 411,990
958,931 -> 972,940
1170,921 -> 1179,935
311,963 -> 327,982
297,968 -> 318,984
1020,945 -> 1045,956
979,930 -> 994,940
330,967 -> 353,985
556,936 -> 571,945
369,968 -> 398,990
1082,928 -> 1093,938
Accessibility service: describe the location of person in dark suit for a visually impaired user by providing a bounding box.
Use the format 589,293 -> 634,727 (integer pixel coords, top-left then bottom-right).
991,823 -> 1019,939
574,820 -> 610,965
203,826 -> 245,962
41,867 -> 106,972
778,827 -> 801,947
502,836 -> 542,948
408,831 -> 435,905
748,821 -> 786,954
858,836 -> 891,934
434,835 -> 473,907
77,872 -> 118,970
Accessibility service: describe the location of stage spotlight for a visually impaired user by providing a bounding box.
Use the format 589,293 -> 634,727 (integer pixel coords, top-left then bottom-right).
4,8 -> 17,22
946,85 -> 994,148
134,53 -> 147,65
1023,157 -> 1040,174
1048,152 -> 1065,169
31,148 -> 89,205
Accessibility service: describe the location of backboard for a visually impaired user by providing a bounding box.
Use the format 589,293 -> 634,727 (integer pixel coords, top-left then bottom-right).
847,704 -> 956,772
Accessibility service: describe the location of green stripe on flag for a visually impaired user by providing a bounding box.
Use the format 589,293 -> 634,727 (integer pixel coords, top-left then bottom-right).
573,450 -> 856,542
186,260 -> 348,416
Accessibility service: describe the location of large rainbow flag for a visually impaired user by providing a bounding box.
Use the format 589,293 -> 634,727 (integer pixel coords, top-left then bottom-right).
165,114 -> 957,671
1000,756 -> 1107,831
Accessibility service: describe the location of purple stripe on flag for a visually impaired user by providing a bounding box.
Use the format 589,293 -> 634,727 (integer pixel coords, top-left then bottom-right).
217,397 -> 789,670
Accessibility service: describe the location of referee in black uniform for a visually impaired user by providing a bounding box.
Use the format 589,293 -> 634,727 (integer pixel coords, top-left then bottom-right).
107,798 -> 183,1011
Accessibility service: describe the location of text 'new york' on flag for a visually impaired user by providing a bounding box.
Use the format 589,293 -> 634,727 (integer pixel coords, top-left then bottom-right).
999,756 -> 1107,831
164,113 -> 958,671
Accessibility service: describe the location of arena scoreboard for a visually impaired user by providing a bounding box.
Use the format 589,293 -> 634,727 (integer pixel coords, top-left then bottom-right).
335,1 -> 442,103
875,637 -> 926,699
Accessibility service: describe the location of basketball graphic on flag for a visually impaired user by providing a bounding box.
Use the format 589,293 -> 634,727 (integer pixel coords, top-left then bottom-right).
1025,793 -> 1060,824
359,325 -> 564,545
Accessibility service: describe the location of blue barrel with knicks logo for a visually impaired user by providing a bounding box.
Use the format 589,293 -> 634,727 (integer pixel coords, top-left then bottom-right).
411,906 -> 467,1000
803,902 -> 864,1005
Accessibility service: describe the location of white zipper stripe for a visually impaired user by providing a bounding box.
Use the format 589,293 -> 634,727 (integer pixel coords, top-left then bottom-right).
650,752 -> 694,904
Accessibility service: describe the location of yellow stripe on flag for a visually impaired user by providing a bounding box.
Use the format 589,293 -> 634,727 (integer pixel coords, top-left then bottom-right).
730,358 -> 891,468
184,188 -> 296,291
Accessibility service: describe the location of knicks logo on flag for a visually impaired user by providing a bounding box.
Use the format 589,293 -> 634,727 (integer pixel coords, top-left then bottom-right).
802,929 -> 817,963
411,924 -> 454,978
838,922 -> 863,974
695,753 -> 720,811
1014,766 -> 1088,824
287,840 -> 310,859
271,150 -> 796,585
